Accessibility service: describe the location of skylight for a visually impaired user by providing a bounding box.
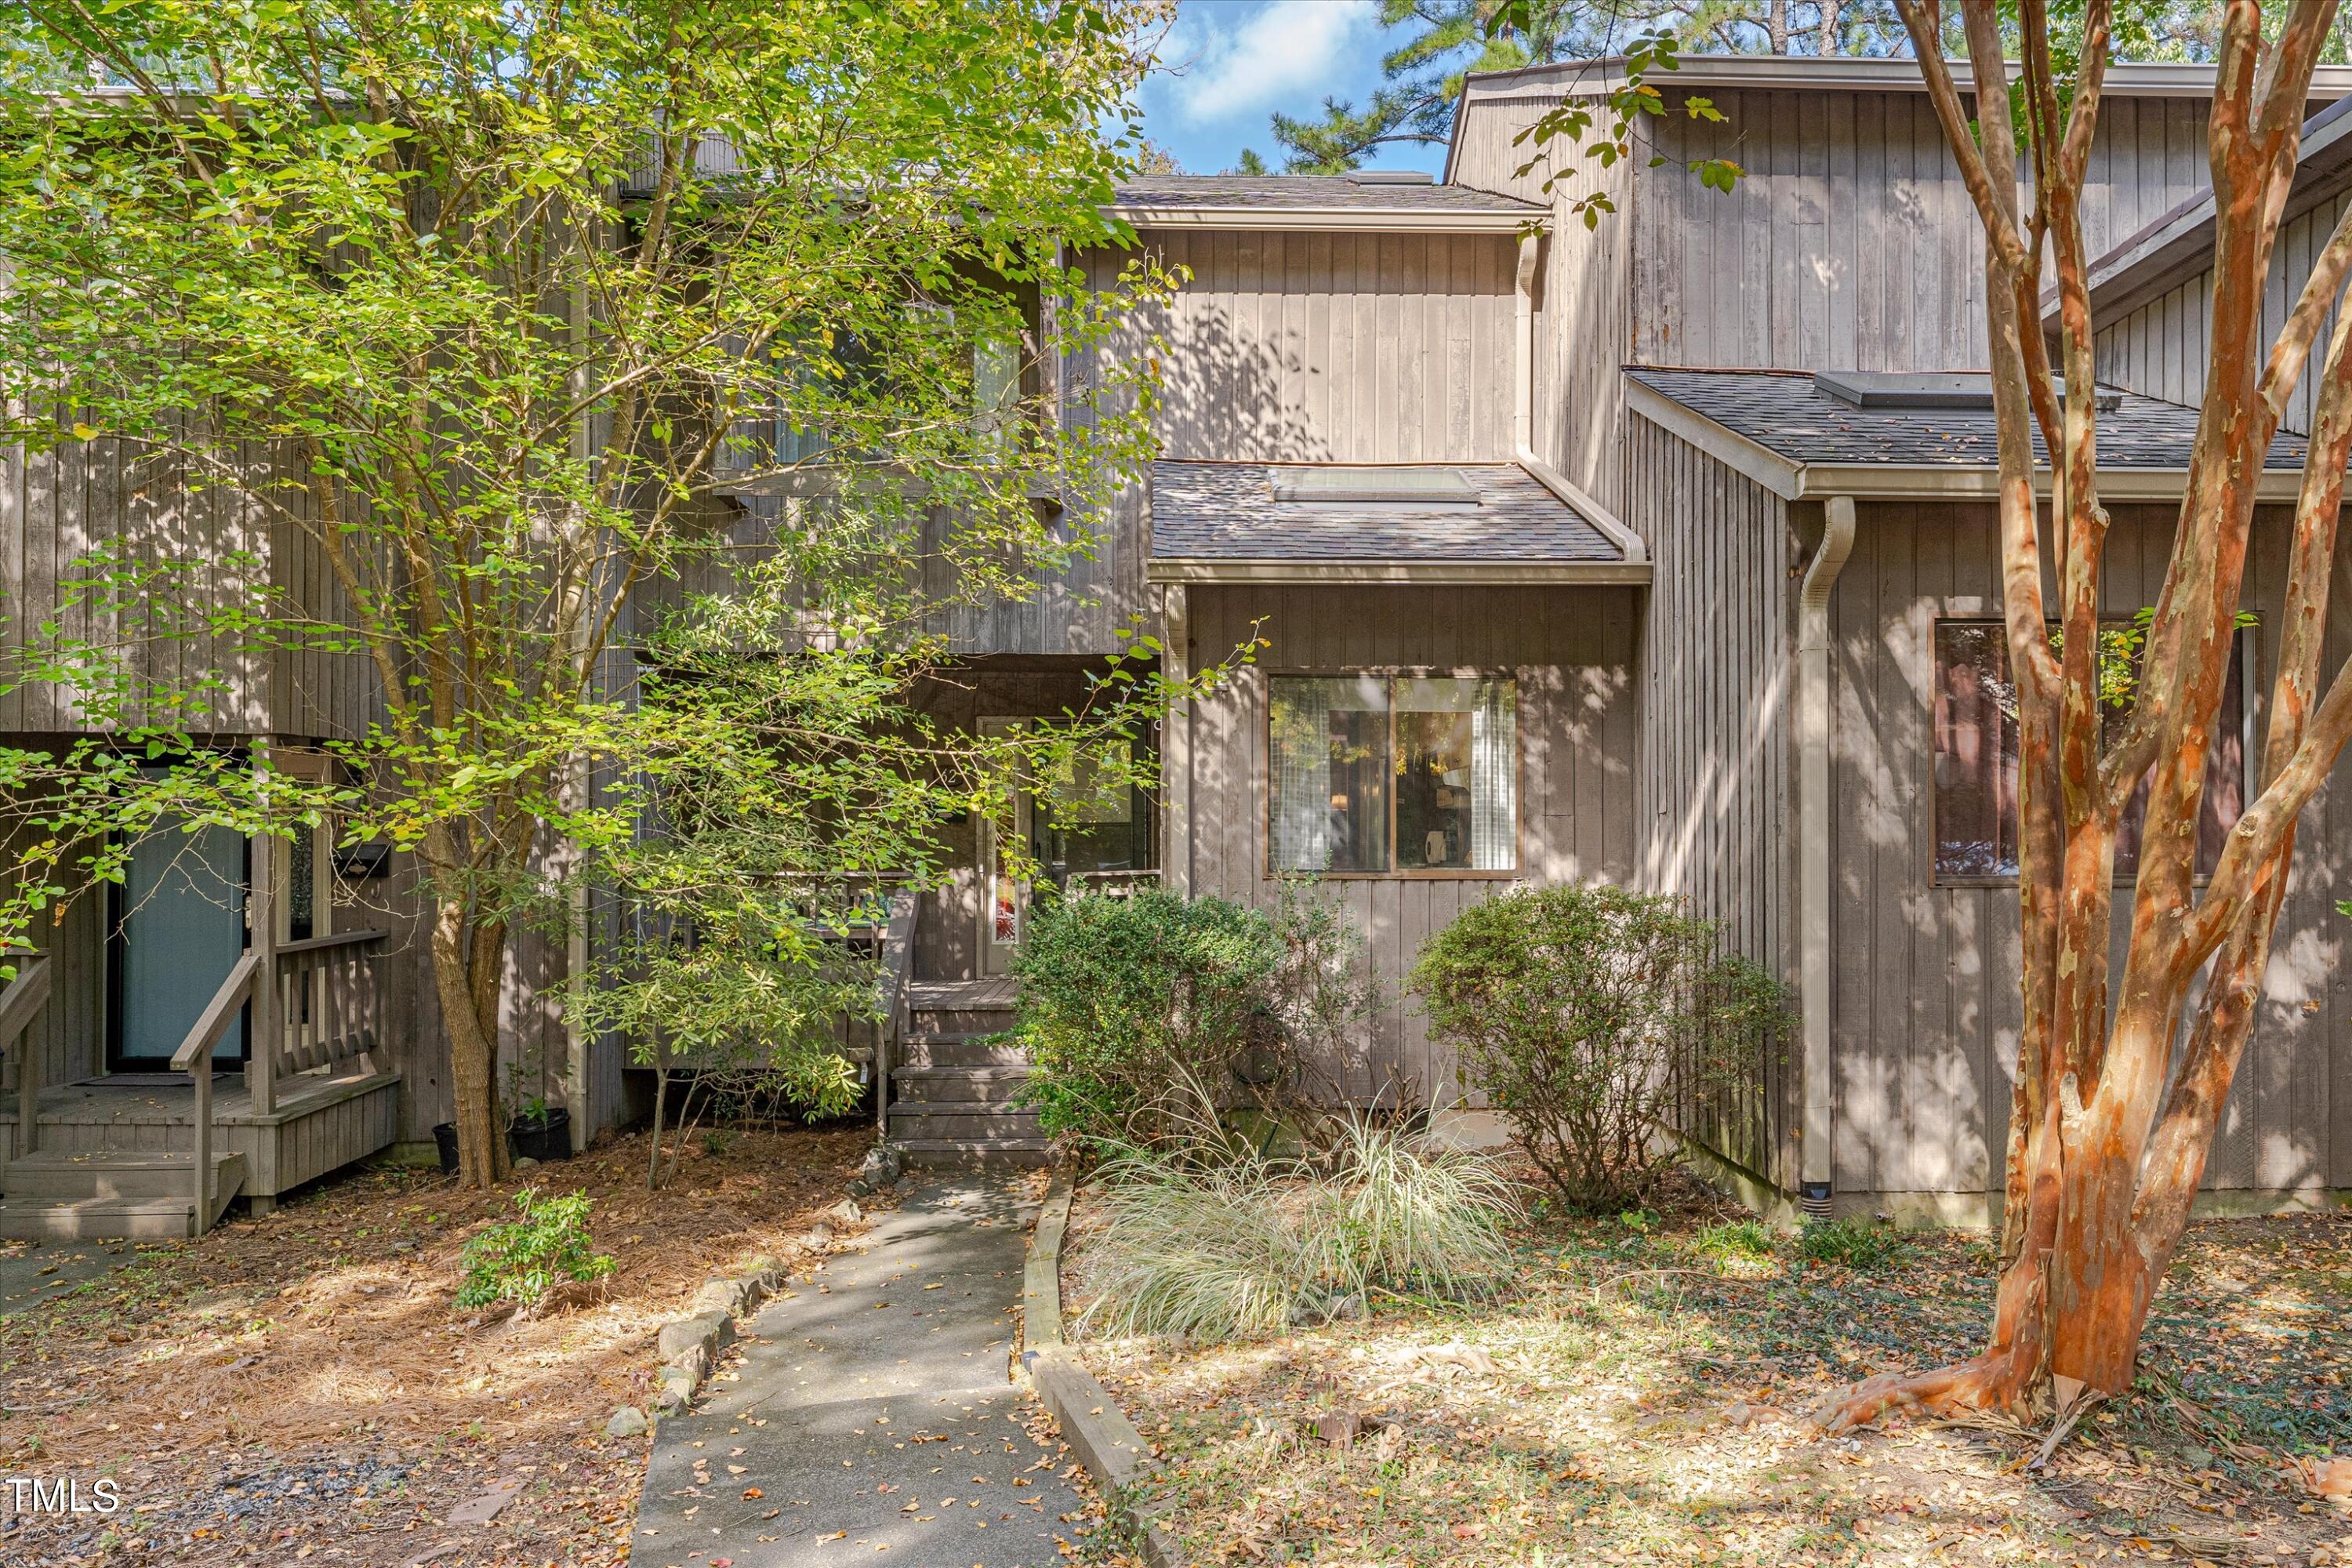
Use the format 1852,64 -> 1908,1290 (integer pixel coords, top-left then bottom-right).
1813,370 -> 2122,412
1272,466 -> 1477,506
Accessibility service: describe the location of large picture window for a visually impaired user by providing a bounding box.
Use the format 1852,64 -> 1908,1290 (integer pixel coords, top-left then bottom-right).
1269,675 -> 1517,875
1931,620 -> 2248,882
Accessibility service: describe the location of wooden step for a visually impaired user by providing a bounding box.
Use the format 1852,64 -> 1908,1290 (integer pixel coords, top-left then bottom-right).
887,1102 -> 1044,1141
890,1065 -> 1029,1105
892,1137 -> 1054,1171
0,1150 -> 244,1239
904,1007 -> 1018,1038
894,1033 -> 1029,1069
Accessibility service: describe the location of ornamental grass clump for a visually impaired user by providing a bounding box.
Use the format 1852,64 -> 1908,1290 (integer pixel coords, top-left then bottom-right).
1078,1094 -> 1521,1343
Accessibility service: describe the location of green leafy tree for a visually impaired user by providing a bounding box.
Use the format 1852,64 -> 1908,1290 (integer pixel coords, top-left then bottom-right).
0,0 -> 1182,1185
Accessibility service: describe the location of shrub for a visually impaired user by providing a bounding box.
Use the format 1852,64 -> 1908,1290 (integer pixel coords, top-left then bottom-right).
1410,884 -> 1789,1212
1078,1117 -> 1521,1342
454,1189 -> 615,1310
1013,885 -> 1371,1152
1795,1215 -> 1908,1269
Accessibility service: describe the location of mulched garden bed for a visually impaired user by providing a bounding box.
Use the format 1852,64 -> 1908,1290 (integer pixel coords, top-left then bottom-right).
0,1123 -> 875,1567
1069,1173 -> 2352,1567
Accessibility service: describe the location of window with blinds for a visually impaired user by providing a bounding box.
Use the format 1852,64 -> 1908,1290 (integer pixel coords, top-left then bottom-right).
1269,675 -> 1516,875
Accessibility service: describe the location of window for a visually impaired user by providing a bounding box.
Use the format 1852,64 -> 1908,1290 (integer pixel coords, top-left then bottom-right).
1931,621 -> 2247,882
1269,675 -> 1516,874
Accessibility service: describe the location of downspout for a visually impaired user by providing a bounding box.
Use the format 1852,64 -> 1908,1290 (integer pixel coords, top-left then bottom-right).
1797,495 -> 1856,1221
1512,233 -> 1646,562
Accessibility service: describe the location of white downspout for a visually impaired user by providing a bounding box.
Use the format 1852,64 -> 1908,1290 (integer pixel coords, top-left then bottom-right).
1512,232 -> 1646,564
1797,495 -> 1856,1221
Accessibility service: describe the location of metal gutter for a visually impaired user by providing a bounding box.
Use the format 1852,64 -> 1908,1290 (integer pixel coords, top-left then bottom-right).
1455,54 -> 2352,100
1144,559 -> 1650,586
1513,232 -> 1648,564
1624,377 -> 2315,503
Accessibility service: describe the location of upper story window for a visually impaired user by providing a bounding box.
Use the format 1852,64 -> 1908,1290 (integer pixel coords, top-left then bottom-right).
1931,620 -> 2248,883
1269,674 -> 1516,876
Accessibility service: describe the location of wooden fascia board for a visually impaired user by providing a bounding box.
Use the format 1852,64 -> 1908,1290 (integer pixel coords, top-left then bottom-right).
1625,380 -> 1806,499
1111,207 -> 1544,234
1145,559 -> 1650,586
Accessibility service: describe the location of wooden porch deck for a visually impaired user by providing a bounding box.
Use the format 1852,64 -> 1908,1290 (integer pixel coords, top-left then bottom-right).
0,1065 -> 400,1210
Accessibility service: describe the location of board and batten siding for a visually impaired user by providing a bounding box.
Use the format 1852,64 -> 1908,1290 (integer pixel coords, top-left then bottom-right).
1624,417 -> 1802,1189
1452,84 -> 2215,509
2093,187 -> 2352,438
0,427 -> 381,740
1828,501 -> 2352,1210
1176,584 -> 1639,1105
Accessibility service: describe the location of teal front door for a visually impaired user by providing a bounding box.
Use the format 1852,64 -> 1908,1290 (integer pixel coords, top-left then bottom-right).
108,823 -> 248,1069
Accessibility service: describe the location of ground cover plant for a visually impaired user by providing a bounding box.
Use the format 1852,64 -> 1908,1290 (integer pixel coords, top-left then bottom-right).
1069,1178 -> 2352,1567
0,1125 -> 881,1566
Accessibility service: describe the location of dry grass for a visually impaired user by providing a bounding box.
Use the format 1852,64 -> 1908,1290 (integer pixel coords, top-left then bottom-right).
0,1123 -> 873,1566
1071,1171 -> 2352,1568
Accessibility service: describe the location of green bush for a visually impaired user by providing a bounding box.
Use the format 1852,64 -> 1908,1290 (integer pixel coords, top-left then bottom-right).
454,1189 -> 615,1310
1013,886 -> 1370,1152
1795,1215 -> 1907,1269
1079,1117 -> 1521,1343
1690,1218 -> 1777,1265
1410,884 -> 1789,1213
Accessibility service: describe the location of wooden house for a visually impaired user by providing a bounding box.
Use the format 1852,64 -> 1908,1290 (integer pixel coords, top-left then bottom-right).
5,55 -> 2350,1232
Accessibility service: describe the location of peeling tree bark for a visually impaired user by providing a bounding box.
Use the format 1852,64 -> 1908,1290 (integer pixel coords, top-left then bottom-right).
1823,0 -> 2352,1433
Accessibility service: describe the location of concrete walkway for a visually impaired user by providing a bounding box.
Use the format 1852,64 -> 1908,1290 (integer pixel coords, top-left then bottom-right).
636,1180 -> 1096,1568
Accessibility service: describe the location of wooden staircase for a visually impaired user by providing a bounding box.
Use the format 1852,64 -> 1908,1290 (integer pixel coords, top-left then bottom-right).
0,1148 -> 245,1240
886,981 -> 1050,1169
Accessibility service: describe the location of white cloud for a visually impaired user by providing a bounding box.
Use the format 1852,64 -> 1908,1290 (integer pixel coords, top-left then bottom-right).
1164,0 -> 1379,126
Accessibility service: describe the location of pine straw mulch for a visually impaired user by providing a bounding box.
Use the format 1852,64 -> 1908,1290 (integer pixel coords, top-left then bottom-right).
0,1122 -> 878,1568
1068,1171 -> 2352,1568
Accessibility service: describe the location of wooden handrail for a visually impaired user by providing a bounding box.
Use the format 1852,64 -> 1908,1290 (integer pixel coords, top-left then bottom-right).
172,951 -> 256,1240
0,953 -> 53,1160
170,953 -> 258,1073
275,929 -> 387,957
873,891 -> 917,1134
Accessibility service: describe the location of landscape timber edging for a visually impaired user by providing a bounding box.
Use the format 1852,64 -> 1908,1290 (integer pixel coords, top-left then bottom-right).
1018,1162 -> 1185,1568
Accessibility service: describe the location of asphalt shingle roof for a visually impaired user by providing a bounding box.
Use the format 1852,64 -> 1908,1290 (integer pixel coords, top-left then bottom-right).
1627,367 -> 2320,470
1149,461 -> 1624,563
1111,176 -> 1543,216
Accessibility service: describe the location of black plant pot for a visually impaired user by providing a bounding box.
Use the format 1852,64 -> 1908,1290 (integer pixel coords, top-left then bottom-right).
508,1108 -> 573,1163
432,1122 -> 460,1175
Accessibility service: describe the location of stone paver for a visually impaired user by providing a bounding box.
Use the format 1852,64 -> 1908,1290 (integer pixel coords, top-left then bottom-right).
637,1180 -> 1095,1568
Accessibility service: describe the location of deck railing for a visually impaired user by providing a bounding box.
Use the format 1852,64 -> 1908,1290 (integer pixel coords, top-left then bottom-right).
167,929 -> 387,1235
0,952 -> 53,1160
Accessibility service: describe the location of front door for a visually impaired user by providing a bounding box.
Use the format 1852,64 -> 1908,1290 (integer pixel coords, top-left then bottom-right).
108,822 -> 249,1069
976,720 -> 1155,975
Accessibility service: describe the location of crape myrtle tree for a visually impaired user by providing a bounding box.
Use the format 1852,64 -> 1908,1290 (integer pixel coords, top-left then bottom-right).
0,0 -> 1187,1185
1499,1 -> 2352,1431
1798,0 -> 2352,1430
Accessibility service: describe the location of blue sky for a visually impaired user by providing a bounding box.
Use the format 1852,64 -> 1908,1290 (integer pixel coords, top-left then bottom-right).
1131,0 -> 1450,176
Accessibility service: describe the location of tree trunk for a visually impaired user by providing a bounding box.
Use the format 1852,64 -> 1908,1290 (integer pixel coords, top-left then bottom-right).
431,896 -> 512,1188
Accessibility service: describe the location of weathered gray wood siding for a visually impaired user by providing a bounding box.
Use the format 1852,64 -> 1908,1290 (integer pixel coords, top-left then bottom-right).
1828,501 -> 2352,1205
1176,584 -> 1640,1103
2093,188 -> 2352,437
0,430 -> 380,739
940,230 -> 1524,658
1453,85 -> 2213,508
1624,418 -> 1801,1188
